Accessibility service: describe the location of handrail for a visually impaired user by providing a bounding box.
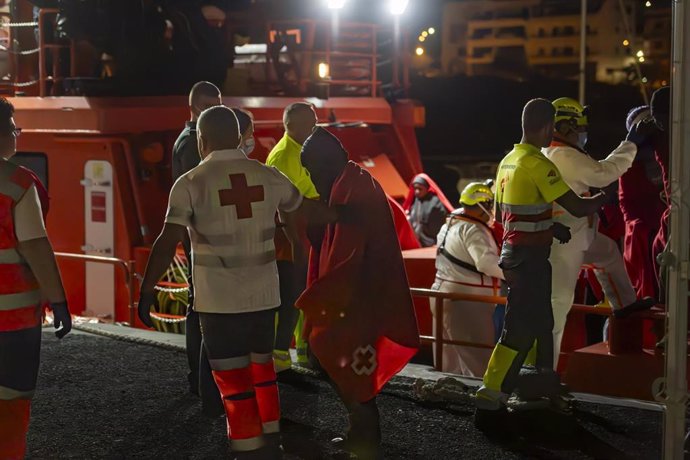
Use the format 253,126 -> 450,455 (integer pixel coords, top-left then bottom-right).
409,287 -> 665,372
54,252 -> 136,326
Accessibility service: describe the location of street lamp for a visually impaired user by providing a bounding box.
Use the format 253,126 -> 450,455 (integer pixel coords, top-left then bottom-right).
388,0 -> 409,15
415,47 -> 424,56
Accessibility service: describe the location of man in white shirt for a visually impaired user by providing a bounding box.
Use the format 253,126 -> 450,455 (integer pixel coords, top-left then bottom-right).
431,182 -> 504,377
544,97 -> 654,368
138,106 -> 304,459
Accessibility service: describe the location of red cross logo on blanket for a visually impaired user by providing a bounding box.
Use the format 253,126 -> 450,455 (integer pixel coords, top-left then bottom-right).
218,174 -> 264,219
352,345 -> 377,376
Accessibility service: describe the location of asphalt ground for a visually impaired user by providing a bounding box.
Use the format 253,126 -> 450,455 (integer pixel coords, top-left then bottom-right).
26,331 -> 662,459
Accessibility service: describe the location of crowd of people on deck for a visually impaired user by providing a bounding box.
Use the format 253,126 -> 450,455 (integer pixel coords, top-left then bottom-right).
0,82 -> 674,459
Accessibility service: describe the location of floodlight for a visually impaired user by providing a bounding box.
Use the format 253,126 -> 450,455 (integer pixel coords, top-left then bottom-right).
389,0 -> 409,15
428,27 -> 435,35
415,47 -> 424,56
327,0 -> 347,9
318,62 -> 330,79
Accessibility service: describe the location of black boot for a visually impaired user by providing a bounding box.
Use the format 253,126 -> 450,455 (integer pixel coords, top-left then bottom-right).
333,398 -> 382,460
613,297 -> 656,319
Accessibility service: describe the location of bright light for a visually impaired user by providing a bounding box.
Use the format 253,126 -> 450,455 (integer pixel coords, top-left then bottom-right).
326,0 -> 347,9
415,47 -> 424,56
636,50 -> 644,57
418,36 -> 426,42
421,31 -> 428,37
318,62 -> 330,79
389,0 -> 409,15
662,80 -> 668,85
623,39 -> 629,46
639,56 -> 645,62
645,1 -> 652,7
428,27 -> 436,35
642,77 -> 648,83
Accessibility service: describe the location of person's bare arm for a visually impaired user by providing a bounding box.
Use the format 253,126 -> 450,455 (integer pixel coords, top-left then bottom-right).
17,237 -> 66,304
138,223 -> 187,327
140,223 -> 188,293
555,190 -> 607,218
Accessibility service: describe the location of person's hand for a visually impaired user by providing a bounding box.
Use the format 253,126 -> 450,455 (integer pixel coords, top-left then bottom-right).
138,291 -> 157,328
551,222 -> 571,244
51,301 -> 72,339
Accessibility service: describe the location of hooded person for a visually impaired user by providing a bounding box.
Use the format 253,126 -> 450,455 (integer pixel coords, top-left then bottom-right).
403,173 -> 453,247
647,87 -> 671,292
431,182 -> 504,377
296,127 -> 420,458
618,105 -> 666,299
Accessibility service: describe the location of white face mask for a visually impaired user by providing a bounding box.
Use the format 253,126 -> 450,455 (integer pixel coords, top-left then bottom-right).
477,201 -> 495,226
577,132 -> 588,149
242,138 -> 255,155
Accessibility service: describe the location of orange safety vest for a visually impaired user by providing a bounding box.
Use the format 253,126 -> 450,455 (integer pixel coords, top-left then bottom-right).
0,160 -> 42,332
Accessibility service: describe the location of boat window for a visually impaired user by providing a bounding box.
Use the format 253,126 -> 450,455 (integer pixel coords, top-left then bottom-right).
10,152 -> 49,190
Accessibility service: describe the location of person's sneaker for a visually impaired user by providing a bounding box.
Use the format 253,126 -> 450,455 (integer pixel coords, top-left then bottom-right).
613,297 -> 656,319
295,346 -> 310,366
273,350 -> 292,373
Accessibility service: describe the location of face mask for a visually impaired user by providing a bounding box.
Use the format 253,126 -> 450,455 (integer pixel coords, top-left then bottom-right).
242,138 -> 255,155
577,132 -> 588,149
477,202 -> 495,226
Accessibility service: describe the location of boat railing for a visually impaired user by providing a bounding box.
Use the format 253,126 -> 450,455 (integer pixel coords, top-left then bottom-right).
409,287 -> 665,372
54,252 -> 136,326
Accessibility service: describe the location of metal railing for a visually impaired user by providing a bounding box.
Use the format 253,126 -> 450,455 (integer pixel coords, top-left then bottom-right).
54,252 -> 136,325
409,287 -> 664,372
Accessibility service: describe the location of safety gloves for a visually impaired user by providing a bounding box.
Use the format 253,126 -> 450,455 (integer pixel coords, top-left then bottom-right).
626,118 -> 656,146
551,222 -> 572,244
51,301 -> 72,339
137,291 -> 157,328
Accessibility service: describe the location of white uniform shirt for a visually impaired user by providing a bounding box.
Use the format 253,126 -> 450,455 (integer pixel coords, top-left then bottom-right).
14,185 -> 47,242
542,141 -> 636,247
165,149 -> 303,314
434,214 -> 503,284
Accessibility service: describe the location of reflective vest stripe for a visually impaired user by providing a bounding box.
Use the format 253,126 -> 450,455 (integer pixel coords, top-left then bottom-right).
191,228 -> 275,246
194,250 -> 276,269
500,203 -> 552,215
504,220 -> 553,233
0,248 -> 23,264
0,306 -> 42,332
0,290 -> 42,311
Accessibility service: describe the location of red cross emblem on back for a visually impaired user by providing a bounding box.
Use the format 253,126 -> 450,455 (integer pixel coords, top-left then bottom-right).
218,174 -> 265,219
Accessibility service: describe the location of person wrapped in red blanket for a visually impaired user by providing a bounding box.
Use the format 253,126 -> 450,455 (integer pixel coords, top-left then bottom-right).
297,127 -> 420,458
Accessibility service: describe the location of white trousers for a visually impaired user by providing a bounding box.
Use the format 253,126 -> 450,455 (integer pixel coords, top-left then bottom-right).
430,278 -> 497,377
550,230 -> 636,368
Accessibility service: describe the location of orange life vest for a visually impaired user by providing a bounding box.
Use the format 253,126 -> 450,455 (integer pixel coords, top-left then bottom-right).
0,160 -> 42,332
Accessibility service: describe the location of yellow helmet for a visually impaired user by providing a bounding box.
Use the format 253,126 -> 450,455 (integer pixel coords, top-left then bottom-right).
553,97 -> 589,127
460,182 -> 494,206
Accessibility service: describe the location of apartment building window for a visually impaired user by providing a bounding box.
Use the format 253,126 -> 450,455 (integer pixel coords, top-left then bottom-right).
537,48 -> 545,56
563,25 -> 575,36
564,46 -> 574,56
538,28 -> 545,37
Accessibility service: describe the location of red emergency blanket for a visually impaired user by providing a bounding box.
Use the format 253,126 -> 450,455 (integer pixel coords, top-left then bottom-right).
387,195 -> 420,250
402,173 -> 453,213
297,162 -> 419,403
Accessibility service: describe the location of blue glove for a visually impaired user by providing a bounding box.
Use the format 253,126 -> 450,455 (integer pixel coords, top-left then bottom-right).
51,301 -> 72,339
137,291 -> 156,328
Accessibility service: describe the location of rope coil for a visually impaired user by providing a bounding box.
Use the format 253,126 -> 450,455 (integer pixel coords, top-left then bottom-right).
150,312 -> 187,324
